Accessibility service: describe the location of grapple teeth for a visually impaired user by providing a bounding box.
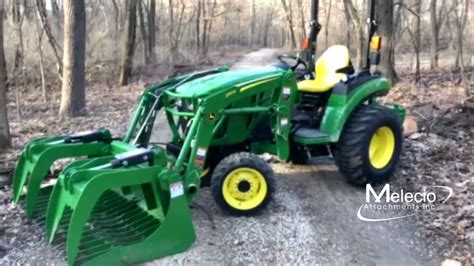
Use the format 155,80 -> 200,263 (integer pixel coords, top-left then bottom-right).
11,134 -> 110,215
46,180 -> 67,243
12,151 -> 26,202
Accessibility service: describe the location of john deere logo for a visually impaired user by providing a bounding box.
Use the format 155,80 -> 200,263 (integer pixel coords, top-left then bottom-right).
208,113 -> 216,120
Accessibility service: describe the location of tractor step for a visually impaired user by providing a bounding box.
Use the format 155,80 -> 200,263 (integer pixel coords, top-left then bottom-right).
293,127 -> 330,144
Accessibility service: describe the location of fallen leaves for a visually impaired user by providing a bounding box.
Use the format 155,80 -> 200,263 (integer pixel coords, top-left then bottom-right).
388,69 -> 473,263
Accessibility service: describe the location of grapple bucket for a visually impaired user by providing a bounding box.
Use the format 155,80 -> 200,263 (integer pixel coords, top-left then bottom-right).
12,129 -> 113,217
33,148 -> 196,265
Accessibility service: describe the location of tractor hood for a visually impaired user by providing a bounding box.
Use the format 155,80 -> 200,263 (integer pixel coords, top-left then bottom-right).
174,66 -> 285,98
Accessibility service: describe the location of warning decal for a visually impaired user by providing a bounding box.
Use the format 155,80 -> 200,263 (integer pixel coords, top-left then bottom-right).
170,181 -> 184,198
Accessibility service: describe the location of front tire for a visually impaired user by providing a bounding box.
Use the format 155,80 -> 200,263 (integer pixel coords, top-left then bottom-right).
211,152 -> 275,216
334,105 -> 403,185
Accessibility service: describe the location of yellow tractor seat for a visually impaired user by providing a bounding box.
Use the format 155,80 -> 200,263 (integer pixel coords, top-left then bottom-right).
298,45 -> 350,93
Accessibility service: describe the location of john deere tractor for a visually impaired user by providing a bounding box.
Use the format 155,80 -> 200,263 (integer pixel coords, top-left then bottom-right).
11,0 -> 404,264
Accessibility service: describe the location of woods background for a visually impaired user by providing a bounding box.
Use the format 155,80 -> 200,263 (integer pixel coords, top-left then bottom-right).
0,0 -> 472,148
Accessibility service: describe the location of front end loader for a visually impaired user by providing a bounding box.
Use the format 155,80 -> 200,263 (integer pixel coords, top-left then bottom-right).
11,0 -> 405,264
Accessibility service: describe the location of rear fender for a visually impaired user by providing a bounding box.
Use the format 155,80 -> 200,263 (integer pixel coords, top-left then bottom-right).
320,77 -> 391,142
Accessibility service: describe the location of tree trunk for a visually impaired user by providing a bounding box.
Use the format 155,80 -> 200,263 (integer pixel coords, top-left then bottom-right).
59,0 -> 86,116
202,0 -> 217,56
0,3 -> 10,148
111,0 -> 120,60
248,0 -> 256,47
343,0 -> 364,69
452,0 -> 470,96
376,0 -> 397,82
196,0 -> 201,52
147,0 -> 156,61
296,0 -> 306,41
34,12 -> 47,102
118,0 -> 138,86
281,0 -> 297,49
35,0 -> 63,78
324,0 -> 332,50
137,0 -> 149,65
430,0 -> 439,70
201,2 -> 207,55
12,0 -> 23,80
262,9 -> 273,47
343,2 -> 352,49
414,1 -> 421,82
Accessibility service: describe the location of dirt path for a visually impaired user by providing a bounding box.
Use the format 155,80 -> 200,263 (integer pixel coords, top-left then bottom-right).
153,49 -> 439,265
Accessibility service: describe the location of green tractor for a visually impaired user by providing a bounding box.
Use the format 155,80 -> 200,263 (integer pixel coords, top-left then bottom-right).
11,0 -> 404,264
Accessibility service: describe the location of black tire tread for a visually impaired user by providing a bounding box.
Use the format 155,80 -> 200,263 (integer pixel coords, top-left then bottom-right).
334,105 -> 403,185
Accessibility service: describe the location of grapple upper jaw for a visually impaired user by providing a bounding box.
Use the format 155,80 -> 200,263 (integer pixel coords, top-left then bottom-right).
11,129 -> 113,216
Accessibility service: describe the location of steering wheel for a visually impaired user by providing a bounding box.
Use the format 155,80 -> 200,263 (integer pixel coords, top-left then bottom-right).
277,54 -> 308,72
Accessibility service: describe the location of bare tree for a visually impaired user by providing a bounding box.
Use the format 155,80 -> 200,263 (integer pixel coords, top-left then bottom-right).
34,10 -> 47,102
406,1 -> 422,82
324,0 -> 332,50
201,0 -> 217,57
248,0 -> 256,47
281,0 -> 297,49
59,0 -> 86,116
137,0 -> 149,64
35,0 -> 63,78
343,0 -> 364,69
196,0 -> 201,52
0,3 -> 10,147
429,0 -> 443,70
148,0 -> 156,61
12,0 -> 24,79
343,2 -> 352,48
376,0 -> 397,82
262,7 -> 274,47
118,0 -> 138,86
451,0 -> 470,97
168,0 -> 186,61
12,1 -> 24,118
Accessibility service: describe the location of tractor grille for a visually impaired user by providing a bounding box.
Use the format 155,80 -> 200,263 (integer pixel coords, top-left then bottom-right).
30,187 -> 161,265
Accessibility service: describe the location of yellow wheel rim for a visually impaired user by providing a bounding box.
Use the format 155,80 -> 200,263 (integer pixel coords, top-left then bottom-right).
369,126 -> 395,169
222,167 -> 268,210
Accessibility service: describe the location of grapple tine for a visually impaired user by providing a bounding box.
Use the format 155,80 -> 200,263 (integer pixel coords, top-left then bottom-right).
46,180 -> 67,243
12,151 -> 30,203
66,191 -> 98,264
25,162 -> 53,217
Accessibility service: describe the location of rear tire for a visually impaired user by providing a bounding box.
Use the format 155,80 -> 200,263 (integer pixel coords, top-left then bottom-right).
334,105 -> 403,185
211,152 -> 275,216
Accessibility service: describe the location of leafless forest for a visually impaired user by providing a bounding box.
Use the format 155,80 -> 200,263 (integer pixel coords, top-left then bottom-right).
0,0 -> 471,120
0,0 -> 472,264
